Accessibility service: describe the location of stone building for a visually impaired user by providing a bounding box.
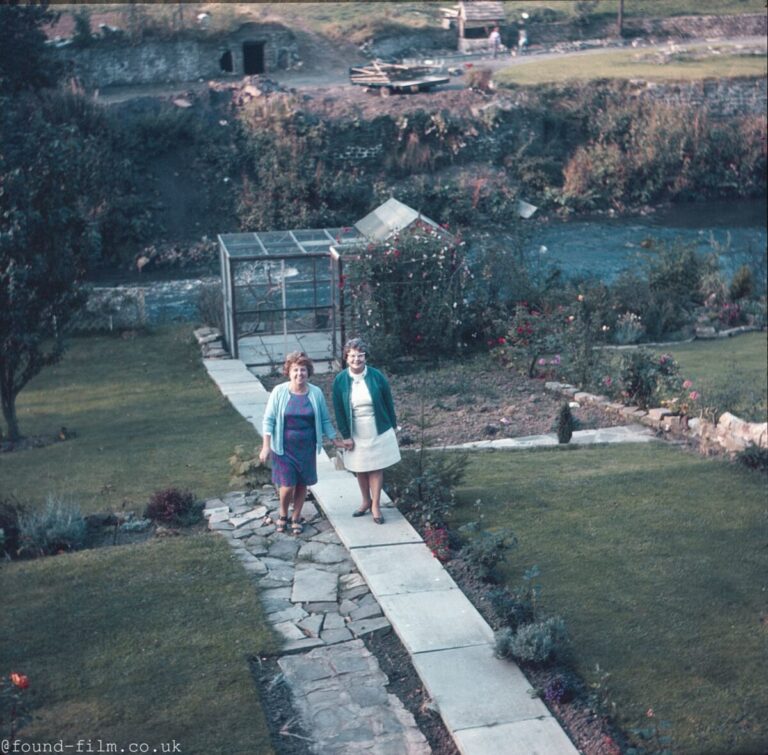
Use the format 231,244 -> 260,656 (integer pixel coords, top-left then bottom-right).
52,22 -> 299,89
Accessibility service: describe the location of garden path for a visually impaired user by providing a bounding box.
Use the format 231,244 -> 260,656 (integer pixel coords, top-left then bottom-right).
202,357 -> 597,754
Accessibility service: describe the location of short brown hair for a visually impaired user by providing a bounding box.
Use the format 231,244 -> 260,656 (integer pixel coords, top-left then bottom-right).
282,351 -> 314,377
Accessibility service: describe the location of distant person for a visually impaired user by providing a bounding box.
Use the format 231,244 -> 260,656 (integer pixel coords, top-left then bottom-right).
260,351 -> 344,535
488,25 -> 502,58
517,27 -> 528,55
332,338 -> 400,525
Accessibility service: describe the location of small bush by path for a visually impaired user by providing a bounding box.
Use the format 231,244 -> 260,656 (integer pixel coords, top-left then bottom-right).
451,443 -> 767,754
0,533 -> 279,751
0,327 -> 257,515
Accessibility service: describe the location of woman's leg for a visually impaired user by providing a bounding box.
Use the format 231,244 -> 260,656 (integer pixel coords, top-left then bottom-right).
355,472 -> 373,512
368,470 -> 384,519
292,483 -> 307,521
277,485 -> 294,531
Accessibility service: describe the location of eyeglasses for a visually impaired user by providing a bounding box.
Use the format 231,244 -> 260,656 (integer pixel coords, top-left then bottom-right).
347,352 -> 366,360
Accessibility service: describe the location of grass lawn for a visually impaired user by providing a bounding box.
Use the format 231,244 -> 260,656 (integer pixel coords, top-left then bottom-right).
450,443 -> 767,754
0,534 -> 279,752
496,47 -> 766,86
642,332 -> 767,422
0,326 -> 258,515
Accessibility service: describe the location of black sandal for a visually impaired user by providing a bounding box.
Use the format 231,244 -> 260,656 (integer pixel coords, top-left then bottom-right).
352,506 -> 371,518
291,519 -> 304,536
275,515 -> 289,533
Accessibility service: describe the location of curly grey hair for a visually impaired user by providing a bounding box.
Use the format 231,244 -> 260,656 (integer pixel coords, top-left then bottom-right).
342,337 -> 369,362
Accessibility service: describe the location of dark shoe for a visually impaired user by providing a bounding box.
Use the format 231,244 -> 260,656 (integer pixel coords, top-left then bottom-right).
372,513 -> 384,525
352,507 -> 371,518
291,519 -> 304,536
275,515 -> 289,534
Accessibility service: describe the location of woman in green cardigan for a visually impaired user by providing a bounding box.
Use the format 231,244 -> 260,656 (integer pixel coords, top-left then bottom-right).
332,338 -> 400,524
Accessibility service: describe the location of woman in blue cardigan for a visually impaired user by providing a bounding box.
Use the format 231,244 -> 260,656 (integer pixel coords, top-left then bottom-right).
332,338 -> 401,524
260,352 -> 343,535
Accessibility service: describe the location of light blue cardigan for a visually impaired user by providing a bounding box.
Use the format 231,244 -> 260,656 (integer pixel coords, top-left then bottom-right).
262,382 -> 337,456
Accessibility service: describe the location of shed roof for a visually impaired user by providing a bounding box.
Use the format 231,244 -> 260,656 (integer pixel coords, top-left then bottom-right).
458,1 -> 505,22
219,199 -> 449,261
354,197 -> 444,243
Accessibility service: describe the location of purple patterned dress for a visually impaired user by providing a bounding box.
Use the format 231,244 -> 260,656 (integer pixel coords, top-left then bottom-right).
271,392 -> 318,487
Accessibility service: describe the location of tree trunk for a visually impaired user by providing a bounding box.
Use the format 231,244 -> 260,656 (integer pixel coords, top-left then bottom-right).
617,0 -> 624,38
1,390 -> 20,442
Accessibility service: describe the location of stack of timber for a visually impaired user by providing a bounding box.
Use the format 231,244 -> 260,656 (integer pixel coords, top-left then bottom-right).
349,61 -> 449,92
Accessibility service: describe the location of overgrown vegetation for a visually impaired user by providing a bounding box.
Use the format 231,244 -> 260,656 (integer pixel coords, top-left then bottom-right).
16,497 -> 86,558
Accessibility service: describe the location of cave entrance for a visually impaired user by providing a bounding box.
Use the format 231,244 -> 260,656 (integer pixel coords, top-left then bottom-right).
242,40 -> 265,74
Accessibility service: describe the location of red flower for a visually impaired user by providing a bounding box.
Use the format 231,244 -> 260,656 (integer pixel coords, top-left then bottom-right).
10,672 -> 30,689
497,337 -> 506,344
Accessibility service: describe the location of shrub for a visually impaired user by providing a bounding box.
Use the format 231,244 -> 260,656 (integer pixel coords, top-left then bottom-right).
612,349 -> 681,410
144,487 -> 202,526
196,282 -> 224,331
0,498 -> 25,558
466,67 -> 494,93
459,522 -> 517,582
718,302 -> 743,328
17,497 -> 87,557
344,228 -> 473,366
387,449 -> 465,528
544,674 -> 576,704
735,444 -> 768,472
495,616 -> 567,664
488,586 -> 534,630
613,311 -> 645,345
504,304 -> 566,378
228,445 -> 271,492
423,524 -> 451,563
556,402 -> 575,444
728,265 -> 753,302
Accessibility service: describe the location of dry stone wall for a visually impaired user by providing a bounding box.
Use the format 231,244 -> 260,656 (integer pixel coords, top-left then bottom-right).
53,24 -> 297,89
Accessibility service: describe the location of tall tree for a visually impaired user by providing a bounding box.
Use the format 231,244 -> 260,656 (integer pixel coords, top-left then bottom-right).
0,1 -> 60,95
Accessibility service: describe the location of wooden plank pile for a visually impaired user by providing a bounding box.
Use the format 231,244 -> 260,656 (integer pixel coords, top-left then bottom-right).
349,61 -> 441,87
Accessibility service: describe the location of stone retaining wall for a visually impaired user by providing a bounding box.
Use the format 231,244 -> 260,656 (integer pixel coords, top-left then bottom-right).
53,23 -> 297,88
545,381 -> 768,454
527,13 -> 767,44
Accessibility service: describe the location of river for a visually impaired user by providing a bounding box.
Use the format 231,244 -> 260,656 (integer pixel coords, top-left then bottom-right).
90,198 -> 767,326
530,197 -> 767,281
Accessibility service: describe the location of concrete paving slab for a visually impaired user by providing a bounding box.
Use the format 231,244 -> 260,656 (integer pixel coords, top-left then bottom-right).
311,477 -> 422,550
203,359 -> 250,373
377,590 -> 494,654
350,543 -> 457,598
453,716 -> 579,755
410,644 -> 550,730
209,371 -> 263,384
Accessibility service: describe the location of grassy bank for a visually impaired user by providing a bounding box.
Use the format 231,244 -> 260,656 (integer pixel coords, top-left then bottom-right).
0,534 -> 279,751
665,331 -> 768,421
0,326 -> 257,515
497,47 -> 766,86
451,443 -> 767,753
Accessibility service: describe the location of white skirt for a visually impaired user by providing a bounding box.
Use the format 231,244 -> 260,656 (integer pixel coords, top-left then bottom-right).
343,416 -> 401,473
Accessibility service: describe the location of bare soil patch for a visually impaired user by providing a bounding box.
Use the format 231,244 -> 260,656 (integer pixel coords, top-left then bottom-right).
306,353 -> 626,447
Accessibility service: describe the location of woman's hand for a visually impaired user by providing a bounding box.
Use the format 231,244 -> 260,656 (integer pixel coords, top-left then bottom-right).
258,446 -> 270,464
343,438 -> 355,451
